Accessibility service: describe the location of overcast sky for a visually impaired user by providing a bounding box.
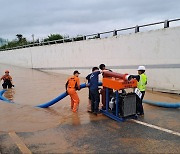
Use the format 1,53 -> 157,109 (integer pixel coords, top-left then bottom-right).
0,0 -> 180,41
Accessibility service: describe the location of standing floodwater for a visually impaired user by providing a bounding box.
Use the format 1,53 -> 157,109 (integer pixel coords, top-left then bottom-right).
3,88 -> 15,101
0,64 -> 72,106
0,63 -> 180,153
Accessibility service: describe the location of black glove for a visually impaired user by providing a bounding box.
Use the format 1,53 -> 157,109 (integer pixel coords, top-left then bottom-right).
127,75 -> 133,81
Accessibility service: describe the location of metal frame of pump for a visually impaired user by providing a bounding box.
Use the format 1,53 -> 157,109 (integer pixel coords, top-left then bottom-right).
100,71 -> 137,122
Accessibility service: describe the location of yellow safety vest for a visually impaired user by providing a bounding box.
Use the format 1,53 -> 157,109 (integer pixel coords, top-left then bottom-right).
137,74 -> 147,91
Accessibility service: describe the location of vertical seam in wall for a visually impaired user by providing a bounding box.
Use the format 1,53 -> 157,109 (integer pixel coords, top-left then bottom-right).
30,48 -> 33,68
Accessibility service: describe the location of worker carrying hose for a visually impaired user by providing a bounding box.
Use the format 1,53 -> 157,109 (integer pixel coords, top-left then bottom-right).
130,66 -> 147,116
65,70 -> 80,112
1,70 -> 14,89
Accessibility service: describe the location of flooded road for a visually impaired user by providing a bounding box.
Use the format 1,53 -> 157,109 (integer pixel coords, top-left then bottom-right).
1,63 -> 180,106
0,64 -> 180,153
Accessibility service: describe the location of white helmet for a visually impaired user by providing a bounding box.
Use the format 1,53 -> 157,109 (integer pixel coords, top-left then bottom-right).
137,65 -> 145,71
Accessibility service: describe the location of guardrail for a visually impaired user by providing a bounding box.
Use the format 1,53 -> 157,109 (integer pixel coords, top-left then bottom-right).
0,18 -> 180,51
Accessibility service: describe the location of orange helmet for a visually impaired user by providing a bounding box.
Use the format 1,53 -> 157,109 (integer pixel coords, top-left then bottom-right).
5,70 -> 9,73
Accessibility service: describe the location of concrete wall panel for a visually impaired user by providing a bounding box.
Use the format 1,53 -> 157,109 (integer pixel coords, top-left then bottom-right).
0,27 -> 180,93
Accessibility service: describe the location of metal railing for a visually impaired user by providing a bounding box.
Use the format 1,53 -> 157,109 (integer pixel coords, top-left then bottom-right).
0,18 -> 180,51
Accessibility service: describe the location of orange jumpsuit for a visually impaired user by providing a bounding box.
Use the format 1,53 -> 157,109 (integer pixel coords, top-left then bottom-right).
1,74 -> 12,81
1,75 -> 13,89
66,76 -> 80,112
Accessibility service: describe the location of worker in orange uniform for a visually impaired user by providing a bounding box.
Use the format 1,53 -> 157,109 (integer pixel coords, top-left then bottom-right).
1,70 -> 14,89
65,70 -> 81,112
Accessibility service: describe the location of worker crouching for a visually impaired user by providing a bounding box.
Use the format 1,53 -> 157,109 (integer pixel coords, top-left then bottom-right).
1,70 -> 14,89
66,70 -> 81,112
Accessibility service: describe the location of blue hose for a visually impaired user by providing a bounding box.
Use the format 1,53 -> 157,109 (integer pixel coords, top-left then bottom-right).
143,100 -> 180,108
37,82 -> 102,108
0,89 -> 12,103
0,89 -> 6,100
36,91 -> 68,108
1,82 -> 179,109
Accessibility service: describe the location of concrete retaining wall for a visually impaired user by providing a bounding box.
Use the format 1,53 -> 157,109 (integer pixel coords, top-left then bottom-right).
0,27 -> 180,93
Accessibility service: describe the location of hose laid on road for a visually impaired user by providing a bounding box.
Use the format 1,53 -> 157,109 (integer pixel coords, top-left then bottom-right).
36,91 -> 68,108
0,83 -> 102,107
0,89 -> 12,103
37,82 -> 102,108
143,100 -> 180,108
1,82 -> 179,109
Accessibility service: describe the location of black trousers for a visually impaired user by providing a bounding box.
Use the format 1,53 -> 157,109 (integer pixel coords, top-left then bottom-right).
136,91 -> 145,115
90,89 -> 100,113
2,80 -> 12,89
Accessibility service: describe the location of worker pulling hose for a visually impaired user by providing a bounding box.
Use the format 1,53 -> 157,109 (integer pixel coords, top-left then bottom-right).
0,82 -> 179,108
37,82 -> 102,108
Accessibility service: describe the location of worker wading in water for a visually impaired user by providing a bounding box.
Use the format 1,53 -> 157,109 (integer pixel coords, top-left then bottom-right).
1,70 -> 14,89
66,70 -> 81,112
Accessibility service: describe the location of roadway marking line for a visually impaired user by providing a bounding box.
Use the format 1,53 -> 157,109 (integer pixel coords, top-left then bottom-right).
8,131 -> 32,154
131,119 -> 180,137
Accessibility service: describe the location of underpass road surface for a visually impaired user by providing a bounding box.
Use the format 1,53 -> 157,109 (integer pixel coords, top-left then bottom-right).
0,64 -> 180,153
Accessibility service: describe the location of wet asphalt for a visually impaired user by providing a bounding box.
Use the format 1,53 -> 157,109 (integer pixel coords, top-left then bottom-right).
0,64 -> 180,153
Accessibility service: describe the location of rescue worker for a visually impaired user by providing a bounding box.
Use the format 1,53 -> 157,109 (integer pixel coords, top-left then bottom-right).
85,70 -> 92,112
87,67 -> 102,115
131,66 -> 147,116
1,70 -> 14,89
65,70 -> 80,112
99,64 -> 112,110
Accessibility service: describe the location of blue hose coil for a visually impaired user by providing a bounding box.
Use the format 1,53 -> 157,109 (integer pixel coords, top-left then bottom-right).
0,89 -> 12,103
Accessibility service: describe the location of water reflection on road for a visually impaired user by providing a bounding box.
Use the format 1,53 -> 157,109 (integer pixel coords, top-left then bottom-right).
1,63 -> 180,107
0,64 -> 71,107
3,88 -> 15,102
0,63 -> 180,133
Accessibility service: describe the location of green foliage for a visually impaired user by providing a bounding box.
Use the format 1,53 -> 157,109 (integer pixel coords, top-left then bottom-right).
43,34 -> 63,42
8,37 -> 27,47
0,38 -> 8,47
16,34 -> 23,42
0,33 -> 85,51
0,34 -> 28,50
7,40 -> 18,48
0,44 -> 7,49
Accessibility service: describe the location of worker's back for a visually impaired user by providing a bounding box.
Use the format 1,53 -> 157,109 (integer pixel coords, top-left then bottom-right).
66,76 -> 80,90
